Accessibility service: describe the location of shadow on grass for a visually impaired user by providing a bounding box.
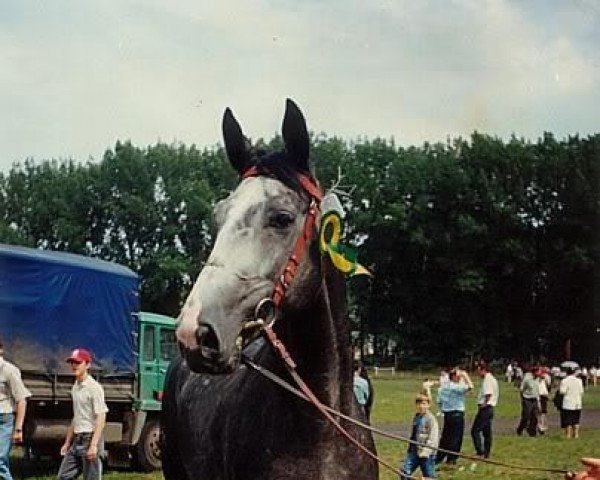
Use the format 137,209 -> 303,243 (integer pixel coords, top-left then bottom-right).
9,448 -> 139,479
9,449 -> 59,479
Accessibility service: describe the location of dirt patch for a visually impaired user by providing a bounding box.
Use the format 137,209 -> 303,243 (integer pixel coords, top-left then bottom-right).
374,408 -> 600,437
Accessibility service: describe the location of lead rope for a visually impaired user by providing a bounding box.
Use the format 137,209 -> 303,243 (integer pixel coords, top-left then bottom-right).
243,356 -> 571,478
261,324 -> 406,478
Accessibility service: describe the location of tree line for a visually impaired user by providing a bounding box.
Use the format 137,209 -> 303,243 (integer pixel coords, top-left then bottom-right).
1,132 -> 599,365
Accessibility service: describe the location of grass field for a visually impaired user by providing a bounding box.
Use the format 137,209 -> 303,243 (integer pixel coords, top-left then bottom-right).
371,371 -> 600,479
11,371 -> 600,479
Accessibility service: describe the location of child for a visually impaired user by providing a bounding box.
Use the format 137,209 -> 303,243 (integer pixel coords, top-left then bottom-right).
400,393 -> 440,479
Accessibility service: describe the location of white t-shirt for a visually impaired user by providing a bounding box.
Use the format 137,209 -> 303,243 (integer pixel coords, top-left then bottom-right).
559,375 -> 584,410
537,377 -> 549,397
71,375 -> 109,434
0,358 -> 31,414
477,372 -> 499,407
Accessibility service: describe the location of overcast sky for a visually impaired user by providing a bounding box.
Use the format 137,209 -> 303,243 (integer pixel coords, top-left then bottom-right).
1,0 -> 599,172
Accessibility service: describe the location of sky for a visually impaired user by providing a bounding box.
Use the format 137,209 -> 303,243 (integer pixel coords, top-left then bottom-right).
1,0 -> 599,172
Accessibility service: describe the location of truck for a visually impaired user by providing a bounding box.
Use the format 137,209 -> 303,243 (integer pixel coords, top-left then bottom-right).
0,243 -> 177,471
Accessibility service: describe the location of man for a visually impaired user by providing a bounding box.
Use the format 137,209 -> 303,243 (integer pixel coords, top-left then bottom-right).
57,348 -> 108,480
470,360 -> 498,459
516,364 -> 540,436
559,366 -> 584,439
352,362 -> 370,416
505,363 -> 513,384
536,367 -> 551,434
0,339 -> 31,480
436,368 -> 473,465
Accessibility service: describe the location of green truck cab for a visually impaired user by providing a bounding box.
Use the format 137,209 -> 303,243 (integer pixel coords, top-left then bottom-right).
138,312 -> 178,410
131,312 -> 177,470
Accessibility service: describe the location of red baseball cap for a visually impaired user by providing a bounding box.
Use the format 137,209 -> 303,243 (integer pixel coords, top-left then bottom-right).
66,348 -> 92,364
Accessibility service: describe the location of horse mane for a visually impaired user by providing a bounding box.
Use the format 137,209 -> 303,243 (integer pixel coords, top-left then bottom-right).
246,148 -> 311,196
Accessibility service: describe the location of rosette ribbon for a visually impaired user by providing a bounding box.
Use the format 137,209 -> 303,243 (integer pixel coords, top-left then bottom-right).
318,194 -> 371,277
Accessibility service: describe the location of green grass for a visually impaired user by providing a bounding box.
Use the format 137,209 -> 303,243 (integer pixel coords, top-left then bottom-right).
11,372 -> 600,479
376,430 -> 600,480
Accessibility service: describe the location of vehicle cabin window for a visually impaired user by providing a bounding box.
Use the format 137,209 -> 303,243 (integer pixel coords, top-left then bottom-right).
160,329 -> 178,361
142,325 -> 155,362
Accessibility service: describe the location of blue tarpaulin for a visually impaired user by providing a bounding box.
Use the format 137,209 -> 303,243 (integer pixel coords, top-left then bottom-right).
0,244 -> 139,375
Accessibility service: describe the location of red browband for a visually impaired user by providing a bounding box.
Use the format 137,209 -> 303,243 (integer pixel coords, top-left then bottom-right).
241,166 -> 323,202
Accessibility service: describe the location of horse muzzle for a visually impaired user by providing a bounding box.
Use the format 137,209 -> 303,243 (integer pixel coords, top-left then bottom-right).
176,267 -> 274,373
176,320 -> 234,374
178,319 -> 268,374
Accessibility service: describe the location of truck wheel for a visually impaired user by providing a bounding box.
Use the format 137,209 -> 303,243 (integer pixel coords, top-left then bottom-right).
135,419 -> 162,471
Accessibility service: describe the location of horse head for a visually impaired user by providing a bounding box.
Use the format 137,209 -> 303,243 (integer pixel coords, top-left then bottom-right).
176,99 -> 323,374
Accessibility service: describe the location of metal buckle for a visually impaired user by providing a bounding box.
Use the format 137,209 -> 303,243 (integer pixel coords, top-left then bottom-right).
254,297 -> 276,324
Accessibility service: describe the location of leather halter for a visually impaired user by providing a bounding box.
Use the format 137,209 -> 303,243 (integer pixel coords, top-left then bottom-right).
241,165 -> 323,312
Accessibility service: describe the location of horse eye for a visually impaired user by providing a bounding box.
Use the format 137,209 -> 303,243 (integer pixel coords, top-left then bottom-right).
268,211 -> 295,229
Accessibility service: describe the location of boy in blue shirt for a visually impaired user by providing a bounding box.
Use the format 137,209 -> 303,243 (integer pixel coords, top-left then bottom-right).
400,393 -> 439,479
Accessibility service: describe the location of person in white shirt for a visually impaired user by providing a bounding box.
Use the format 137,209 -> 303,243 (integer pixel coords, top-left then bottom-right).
535,368 -> 551,434
0,339 -> 31,480
505,363 -> 513,383
559,367 -> 584,439
470,361 -> 499,459
57,348 -> 108,480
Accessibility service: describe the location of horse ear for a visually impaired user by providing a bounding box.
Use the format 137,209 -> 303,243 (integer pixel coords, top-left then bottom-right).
222,108 -> 251,174
282,98 -> 310,172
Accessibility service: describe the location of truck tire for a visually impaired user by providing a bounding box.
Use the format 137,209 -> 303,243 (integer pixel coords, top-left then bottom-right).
135,419 -> 162,472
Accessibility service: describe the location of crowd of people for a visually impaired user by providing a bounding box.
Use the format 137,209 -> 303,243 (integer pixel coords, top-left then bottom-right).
352,358 -> 592,479
397,361 -> 498,479
0,339 -> 107,480
506,361 -> 589,439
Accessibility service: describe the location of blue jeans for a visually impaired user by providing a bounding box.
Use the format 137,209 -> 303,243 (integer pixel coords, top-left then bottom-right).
57,433 -> 102,480
400,452 -> 436,479
0,413 -> 15,480
471,405 -> 494,457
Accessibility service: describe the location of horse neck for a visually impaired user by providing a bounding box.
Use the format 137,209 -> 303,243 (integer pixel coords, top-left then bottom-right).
276,260 -> 354,409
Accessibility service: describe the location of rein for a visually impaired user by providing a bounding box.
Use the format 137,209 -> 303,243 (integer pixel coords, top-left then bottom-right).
240,166 -> 398,474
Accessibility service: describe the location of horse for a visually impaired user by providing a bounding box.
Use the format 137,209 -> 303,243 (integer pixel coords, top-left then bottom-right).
161,99 -> 378,480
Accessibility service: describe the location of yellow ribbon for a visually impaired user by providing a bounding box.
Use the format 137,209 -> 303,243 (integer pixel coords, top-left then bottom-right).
319,212 -> 371,277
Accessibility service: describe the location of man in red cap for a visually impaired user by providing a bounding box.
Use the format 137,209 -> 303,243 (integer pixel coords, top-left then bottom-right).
57,348 -> 108,480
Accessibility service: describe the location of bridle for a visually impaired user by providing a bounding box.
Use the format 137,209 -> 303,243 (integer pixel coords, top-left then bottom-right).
242,165 -> 323,326
240,165 -> 395,474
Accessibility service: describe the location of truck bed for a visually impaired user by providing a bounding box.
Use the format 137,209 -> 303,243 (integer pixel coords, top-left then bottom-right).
23,371 -> 136,403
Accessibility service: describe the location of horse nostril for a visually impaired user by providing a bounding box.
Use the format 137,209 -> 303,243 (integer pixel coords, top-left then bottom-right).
196,324 -> 220,358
